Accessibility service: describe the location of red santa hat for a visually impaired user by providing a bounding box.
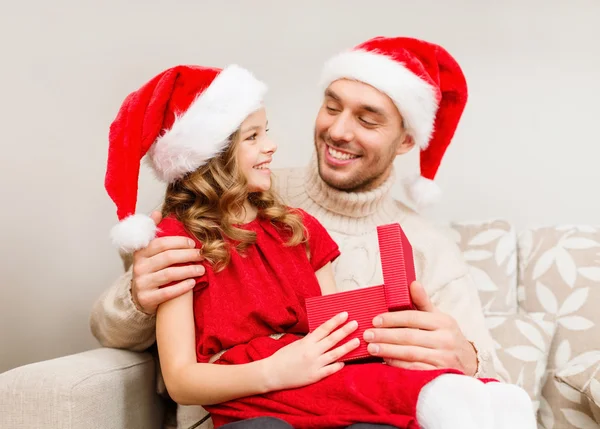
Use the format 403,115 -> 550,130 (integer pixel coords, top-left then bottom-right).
320,36 -> 468,209
105,64 -> 267,252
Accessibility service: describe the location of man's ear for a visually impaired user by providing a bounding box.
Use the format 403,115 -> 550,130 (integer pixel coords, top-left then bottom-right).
396,133 -> 415,155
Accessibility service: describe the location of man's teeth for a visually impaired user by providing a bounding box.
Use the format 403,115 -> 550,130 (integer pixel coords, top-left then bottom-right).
328,146 -> 358,161
253,162 -> 271,170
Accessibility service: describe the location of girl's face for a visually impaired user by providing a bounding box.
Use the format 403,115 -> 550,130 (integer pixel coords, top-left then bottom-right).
236,108 -> 277,193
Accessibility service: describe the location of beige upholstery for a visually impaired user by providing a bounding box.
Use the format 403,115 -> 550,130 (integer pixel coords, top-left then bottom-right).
0,348 -> 164,429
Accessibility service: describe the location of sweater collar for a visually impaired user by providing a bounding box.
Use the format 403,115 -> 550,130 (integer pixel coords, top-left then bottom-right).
304,154 -> 400,219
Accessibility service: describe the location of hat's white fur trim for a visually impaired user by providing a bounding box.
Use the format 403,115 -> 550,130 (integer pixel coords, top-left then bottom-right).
407,175 -> 442,209
110,213 -> 157,253
149,64 -> 267,183
320,50 -> 438,150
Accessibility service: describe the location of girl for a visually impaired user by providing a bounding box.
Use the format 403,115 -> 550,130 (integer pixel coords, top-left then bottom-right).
104,64 -> 535,429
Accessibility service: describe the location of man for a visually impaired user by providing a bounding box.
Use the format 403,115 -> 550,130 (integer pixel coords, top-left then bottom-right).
92,36 -> 501,428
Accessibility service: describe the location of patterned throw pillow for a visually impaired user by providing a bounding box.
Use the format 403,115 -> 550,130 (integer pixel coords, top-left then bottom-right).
485,312 -> 556,412
448,220 -> 518,314
518,225 -> 600,428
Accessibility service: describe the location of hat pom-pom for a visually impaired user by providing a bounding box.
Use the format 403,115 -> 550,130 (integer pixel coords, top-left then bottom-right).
407,176 -> 442,210
110,214 -> 157,253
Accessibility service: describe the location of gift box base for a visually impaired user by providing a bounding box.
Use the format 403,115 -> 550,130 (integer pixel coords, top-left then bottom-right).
305,223 -> 416,363
306,284 -> 388,362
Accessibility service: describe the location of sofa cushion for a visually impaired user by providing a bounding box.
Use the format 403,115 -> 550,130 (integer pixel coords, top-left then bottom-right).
449,220 -> 518,314
518,225 -> 600,428
538,379 -> 600,429
485,312 -> 556,412
556,358 -> 600,422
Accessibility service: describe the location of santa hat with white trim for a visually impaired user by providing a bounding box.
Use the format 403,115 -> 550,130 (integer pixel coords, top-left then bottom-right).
105,64 -> 267,252
320,36 -> 468,209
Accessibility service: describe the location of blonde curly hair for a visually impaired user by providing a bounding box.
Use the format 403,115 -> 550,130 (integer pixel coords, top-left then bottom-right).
161,130 -> 306,271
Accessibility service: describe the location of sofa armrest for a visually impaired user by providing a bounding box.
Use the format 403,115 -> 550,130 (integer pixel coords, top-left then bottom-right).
0,348 -> 165,429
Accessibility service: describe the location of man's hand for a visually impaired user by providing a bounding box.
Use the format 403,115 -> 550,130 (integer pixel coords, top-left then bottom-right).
363,281 -> 478,376
131,211 -> 205,315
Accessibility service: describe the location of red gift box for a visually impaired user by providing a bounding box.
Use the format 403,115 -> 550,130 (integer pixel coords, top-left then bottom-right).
305,223 -> 416,362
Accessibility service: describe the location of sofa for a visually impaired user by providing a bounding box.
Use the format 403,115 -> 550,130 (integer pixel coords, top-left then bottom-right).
1,220 -> 599,429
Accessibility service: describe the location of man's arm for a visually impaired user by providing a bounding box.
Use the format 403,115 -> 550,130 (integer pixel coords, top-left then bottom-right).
89,211 -> 204,351
362,277 -> 505,380
433,274 -> 506,380
90,267 -> 157,351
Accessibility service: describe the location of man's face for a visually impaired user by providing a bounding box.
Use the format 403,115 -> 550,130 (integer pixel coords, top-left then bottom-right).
314,79 -> 414,192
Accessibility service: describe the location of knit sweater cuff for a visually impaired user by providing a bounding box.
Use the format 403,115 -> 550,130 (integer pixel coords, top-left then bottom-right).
471,340 -> 495,379
123,277 -> 156,325
90,268 -> 157,351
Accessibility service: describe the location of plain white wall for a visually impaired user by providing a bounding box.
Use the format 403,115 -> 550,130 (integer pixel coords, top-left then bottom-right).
1,0 -> 599,373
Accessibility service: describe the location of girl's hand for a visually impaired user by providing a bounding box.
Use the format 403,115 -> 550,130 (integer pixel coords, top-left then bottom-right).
264,312 -> 360,391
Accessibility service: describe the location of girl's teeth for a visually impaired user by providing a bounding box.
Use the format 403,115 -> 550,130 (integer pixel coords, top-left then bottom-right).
253,163 -> 270,170
328,147 -> 358,161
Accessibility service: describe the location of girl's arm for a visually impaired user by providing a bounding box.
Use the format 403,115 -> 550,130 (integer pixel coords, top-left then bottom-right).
315,262 -> 337,295
156,291 -> 271,406
156,284 -> 358,406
